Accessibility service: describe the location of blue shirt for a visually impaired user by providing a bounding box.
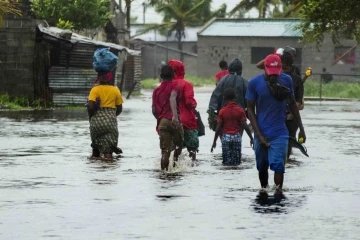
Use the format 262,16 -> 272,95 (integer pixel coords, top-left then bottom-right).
245,73 -> 294,138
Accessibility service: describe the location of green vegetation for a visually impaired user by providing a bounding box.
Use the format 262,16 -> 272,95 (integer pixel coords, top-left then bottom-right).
0,0 -> 21,25
141,75 -> 215,89
31,0 -> 112,31
304,80 -> 360,99
0,93 -> 49,110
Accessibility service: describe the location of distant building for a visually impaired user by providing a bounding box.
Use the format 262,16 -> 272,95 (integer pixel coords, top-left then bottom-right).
131,24 -> 201,79
197,18 -> 359,80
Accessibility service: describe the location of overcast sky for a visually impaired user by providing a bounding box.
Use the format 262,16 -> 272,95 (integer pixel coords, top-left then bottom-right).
118,0 -> 258,24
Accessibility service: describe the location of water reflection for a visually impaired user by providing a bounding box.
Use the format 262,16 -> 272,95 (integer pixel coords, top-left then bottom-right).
252,193 -> 307,214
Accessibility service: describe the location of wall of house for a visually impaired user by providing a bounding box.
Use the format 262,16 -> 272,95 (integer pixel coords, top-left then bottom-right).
140,42 -> 198,79
0,16 -> 38,100
198,35 -> 360,80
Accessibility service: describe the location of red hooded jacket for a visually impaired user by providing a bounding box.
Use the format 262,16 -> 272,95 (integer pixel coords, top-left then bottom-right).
168,60 -> 198,130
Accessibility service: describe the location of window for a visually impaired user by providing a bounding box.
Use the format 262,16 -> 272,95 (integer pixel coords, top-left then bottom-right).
334,47 -> 356,65
251,47 -> 274,64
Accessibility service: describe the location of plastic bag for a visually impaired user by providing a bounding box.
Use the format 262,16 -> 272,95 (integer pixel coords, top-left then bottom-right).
196,110 -> 205,137
93,48 -> 118,73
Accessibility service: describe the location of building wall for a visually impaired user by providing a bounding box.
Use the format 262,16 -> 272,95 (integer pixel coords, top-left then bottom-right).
0,16 -> 37,100
140,42 -> 198,79
198,35 -> 359,80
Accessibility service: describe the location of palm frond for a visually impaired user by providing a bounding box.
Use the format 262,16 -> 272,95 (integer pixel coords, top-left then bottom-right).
228,0 -> 257,17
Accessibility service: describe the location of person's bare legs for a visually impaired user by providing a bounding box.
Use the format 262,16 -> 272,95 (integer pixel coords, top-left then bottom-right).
274,172 -> 284,194
161,151 -> 171,171
259,171 -> 269,188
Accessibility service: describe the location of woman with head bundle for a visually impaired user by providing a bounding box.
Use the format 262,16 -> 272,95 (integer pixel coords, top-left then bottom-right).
88,49 -> 123,159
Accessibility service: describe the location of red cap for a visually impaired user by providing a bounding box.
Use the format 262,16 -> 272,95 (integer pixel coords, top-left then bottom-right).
264,54 -> 282,75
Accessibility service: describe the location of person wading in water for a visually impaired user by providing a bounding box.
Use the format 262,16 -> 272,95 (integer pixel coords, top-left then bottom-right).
211,88 -> 254,166
168,60 -> 199,161
281,52 -> 305,161
88,72 -> 124,159
215,60 -> 229,85
208,58 -> 248,133
246,54 -> 306,195
152,65 -> 183,170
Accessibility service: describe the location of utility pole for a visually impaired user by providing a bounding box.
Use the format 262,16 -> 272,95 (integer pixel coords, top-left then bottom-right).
142,2 -> 146,24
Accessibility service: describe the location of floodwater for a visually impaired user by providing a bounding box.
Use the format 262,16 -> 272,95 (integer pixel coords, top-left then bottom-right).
0,90 -> 359,240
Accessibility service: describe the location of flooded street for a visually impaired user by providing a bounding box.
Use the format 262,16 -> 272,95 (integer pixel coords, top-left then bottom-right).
0,90 -> 359,240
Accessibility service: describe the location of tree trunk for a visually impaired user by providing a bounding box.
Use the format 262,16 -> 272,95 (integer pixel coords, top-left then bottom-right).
262,5 -> 266,18
177,30 -> 184,62
126,1 -> 131,30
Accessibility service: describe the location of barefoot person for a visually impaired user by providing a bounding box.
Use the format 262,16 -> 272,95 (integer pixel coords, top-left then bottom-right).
168,60 -> 199,160
246,54 -> 306,194
211,88 -> 254,165
88,72 -> 124,159
152,65 -> 183,170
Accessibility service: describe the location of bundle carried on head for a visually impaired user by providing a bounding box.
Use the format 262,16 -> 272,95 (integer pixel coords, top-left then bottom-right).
93,48 -> 119,83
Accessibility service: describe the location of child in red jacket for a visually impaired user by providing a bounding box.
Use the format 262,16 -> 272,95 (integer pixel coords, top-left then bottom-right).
211,88 -> 254,165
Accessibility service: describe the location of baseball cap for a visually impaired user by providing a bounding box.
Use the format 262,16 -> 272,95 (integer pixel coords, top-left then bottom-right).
275,48 -> 284,56
264,54 -> 282,75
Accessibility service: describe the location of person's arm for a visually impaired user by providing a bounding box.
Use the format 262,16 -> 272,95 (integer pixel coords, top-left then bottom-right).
297,76 -> 305,110
211,122 -> 223,152
151,90 -> 157,119
302,67 -> 312,83
289,96 -> 306,142
241,120 -> 254,148
170,90 -> 179,124
152,107 -> 157,119
256,59 -> 265,69
208,79 -> 224,112
116,105 -> 123,116
184,82 -> 197,109
247,100 -> 269,146
87,101 -> 96,120
115,87 -> 124,116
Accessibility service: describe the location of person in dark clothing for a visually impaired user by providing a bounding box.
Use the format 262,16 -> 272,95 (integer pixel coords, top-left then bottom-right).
321,68 -> 333,84
281,53 -> 304,160
207,58 -> 248,132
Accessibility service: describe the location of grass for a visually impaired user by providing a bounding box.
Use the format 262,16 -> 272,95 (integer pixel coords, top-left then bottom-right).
304,79 -> 360,98
141,75 -> 215,89
0,93 -> 48,110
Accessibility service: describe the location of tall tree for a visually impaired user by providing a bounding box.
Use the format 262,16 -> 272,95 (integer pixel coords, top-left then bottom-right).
229,0 -> 280,18
124,0 -> 134,30
31,0 -> 113,31
0,0 -> 22,25
298,0 -> 360,46
143,0 -> 216,61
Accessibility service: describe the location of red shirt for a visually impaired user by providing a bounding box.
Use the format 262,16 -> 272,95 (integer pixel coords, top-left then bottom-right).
217,102 -> 247,134
172,77 -> 198,130
152,81 -> 179,123
215,70 -> 229,82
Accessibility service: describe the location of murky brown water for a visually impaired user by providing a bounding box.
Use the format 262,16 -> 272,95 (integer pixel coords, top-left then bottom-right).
0,91 -> 359,240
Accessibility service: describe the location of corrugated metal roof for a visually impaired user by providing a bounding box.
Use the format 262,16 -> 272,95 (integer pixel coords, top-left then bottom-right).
37,24 -> 141,56
131,24 -> 201,42
198,18 -> 302,37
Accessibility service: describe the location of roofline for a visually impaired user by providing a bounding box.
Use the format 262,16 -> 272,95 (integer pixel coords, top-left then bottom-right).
197,18 -> 302,37
197,17 -> 217,36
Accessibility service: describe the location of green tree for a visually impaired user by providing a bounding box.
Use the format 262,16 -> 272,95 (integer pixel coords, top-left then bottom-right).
229,0 -> 280,18
298,0 -> 360,46
144,0 -> 224,61
0,0 -> 22,25
31,0 -> 113,31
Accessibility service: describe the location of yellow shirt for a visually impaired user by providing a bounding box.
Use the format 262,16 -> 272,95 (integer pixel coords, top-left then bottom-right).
88,85 -> 124,108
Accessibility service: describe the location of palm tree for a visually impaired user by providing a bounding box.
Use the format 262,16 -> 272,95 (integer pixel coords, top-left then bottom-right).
140,0 -> 212,61
281,0 -> 303,17
0,0 -> 22,25
229,0 -> 280,18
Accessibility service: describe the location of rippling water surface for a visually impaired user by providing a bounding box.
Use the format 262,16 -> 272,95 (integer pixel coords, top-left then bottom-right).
0,91 -> 359,240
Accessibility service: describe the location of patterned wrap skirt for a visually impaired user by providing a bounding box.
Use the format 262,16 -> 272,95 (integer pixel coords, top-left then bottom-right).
221,133 -> 242,165
90,108 -> 118,154
184,129 -> 199,151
